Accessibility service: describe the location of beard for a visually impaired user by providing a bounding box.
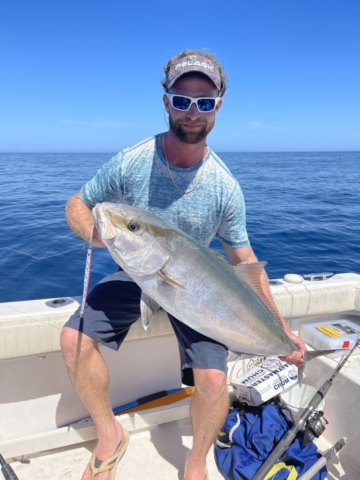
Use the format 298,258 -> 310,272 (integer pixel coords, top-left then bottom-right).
169,115 -> 215,144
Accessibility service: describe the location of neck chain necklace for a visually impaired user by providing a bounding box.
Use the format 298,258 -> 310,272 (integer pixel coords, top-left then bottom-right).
162,134 -> 206,195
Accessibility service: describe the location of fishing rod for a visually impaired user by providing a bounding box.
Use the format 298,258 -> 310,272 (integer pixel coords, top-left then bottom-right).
79,225 -> 94,320
252,338 -> 360,480
297,436 -> 347,480
0,454 -> 19,480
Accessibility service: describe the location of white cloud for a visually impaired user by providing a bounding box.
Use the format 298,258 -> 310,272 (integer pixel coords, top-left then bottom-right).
250,121 -> 283,130
250,121 -> 262,128
60,119 -> 133,127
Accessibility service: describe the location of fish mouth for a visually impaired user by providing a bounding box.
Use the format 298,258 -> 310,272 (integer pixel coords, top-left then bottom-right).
92,204 -> 118,240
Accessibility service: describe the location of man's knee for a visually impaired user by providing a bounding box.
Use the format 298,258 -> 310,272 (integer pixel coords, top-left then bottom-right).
193,368 -> 227,395
60,326 -> 98,365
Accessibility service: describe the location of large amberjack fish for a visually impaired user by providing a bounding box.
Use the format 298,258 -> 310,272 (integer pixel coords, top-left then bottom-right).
92,202 -> 338,378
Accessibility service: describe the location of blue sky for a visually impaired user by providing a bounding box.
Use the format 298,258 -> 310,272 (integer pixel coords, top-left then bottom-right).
1,0 -> 359,152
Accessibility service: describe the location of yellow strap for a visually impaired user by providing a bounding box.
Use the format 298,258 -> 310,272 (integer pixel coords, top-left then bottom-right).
264,462 -> 298,480
115,387 -> 195,415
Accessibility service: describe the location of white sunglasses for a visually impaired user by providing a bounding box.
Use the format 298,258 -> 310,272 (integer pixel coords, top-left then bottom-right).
166,94 -> 220,112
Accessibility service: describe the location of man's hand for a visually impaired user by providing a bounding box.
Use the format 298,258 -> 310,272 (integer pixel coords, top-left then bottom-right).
279,331 -> 307,367
66,192 -> 106,248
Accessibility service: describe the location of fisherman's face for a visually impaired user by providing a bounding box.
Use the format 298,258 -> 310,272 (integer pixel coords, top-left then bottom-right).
163,73 -> 222,144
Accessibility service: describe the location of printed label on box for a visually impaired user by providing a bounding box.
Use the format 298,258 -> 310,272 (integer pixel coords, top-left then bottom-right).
316,323 -> 358,338
231,358 -> 298,406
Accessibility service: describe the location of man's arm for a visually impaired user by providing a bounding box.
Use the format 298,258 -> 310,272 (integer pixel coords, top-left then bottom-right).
65,191 -> 105,248
222,243 -> 306,366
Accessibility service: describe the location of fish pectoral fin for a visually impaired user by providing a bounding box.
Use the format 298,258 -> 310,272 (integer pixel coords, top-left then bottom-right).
158,270 -> 185,289
140,293 -> 161,331
297,364 -> 305,387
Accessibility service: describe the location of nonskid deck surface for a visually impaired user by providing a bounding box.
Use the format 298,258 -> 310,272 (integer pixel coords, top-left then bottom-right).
9,419 -> 223,480
7,420 -> 355,480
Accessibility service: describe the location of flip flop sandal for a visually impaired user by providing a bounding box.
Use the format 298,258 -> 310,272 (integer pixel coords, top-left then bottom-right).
90,428 -> 130,479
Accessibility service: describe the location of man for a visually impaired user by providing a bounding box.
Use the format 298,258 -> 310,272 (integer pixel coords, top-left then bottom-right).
61,50 -> 306,480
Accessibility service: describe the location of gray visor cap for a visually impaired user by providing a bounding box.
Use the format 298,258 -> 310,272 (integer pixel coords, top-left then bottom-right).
165,54 -> 222,92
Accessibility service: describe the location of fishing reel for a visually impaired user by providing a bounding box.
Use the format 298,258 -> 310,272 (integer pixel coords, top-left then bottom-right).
302,410 -> 328,446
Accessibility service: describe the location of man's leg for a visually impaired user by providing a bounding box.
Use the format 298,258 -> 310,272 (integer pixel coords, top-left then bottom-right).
61,270 -> 142,479
61,328 -> 124,480
166,314 -> 229,480
184,369 -> 229,480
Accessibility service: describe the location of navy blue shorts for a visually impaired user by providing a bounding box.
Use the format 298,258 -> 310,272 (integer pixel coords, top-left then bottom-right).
64,270 -> 228,386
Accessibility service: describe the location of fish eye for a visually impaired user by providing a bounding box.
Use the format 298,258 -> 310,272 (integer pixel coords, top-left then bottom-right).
127,220 -> 141,232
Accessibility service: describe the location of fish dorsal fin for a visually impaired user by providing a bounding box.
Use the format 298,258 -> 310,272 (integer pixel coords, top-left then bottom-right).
232,261 -> 267,290
233,261 -> 284,326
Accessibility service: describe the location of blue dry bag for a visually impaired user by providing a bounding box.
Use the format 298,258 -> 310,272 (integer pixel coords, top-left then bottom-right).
214,403 -> 327,480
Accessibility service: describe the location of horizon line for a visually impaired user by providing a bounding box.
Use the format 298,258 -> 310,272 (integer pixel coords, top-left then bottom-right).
1,150 -> 359,154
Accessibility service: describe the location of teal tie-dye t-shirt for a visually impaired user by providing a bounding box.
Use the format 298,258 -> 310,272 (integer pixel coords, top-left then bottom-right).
81,134 -> 249,248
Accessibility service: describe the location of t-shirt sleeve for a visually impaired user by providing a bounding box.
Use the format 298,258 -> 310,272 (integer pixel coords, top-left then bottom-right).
215,183 -> 249,247
81,154 -> 124,208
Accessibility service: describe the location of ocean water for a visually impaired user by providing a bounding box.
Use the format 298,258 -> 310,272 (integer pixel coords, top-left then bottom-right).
1,151 -> 359,303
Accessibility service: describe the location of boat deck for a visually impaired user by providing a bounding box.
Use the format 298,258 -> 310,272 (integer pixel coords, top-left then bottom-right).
7,419 -> 356,480
9,418 -> 221,480
6,350 -> 360,480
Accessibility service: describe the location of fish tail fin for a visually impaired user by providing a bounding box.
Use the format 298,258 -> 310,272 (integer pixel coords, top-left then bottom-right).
303,348 -> 344,362
298,349 -> 346,386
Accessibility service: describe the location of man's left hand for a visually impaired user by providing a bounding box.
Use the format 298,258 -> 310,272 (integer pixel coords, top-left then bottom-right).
279,332 -> 307,367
